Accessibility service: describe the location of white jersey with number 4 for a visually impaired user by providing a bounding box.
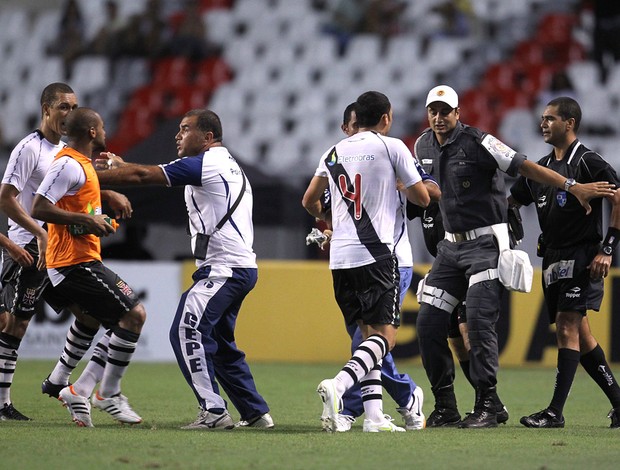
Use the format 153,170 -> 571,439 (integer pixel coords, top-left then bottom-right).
315,130 -> 422,270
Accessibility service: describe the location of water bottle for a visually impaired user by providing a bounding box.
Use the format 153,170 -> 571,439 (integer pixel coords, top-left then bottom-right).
68,217 -> 118,236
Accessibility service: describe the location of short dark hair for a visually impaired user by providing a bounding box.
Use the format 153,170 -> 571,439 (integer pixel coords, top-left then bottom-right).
547,96 -> 582,132
64,107 -> 99,139
355,91 -> 391,128
185,109 -> 223,142
342,102 -> 359,126
40,82 -> 74,107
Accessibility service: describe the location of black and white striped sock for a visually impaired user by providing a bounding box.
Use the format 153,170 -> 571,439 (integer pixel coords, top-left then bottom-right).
98,328 -> 139,398
48,319 -> 98,385
0,332 -> 20,405
335,334 -> 388,394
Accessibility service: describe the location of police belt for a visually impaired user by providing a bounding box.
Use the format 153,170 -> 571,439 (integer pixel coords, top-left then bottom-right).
444,224 -> 499,243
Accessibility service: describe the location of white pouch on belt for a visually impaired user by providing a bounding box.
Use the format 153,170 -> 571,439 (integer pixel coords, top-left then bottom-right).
498,249 -> 533,293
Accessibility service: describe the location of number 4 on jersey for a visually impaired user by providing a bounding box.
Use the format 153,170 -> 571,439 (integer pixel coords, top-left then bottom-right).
338,173 -> 362,220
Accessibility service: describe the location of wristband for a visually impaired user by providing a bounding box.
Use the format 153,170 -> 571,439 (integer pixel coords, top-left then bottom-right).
601,227 -> 620,255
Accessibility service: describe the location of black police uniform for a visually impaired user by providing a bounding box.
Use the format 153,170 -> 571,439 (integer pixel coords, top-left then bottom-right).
414,121 -> 526,427
511,139 -> 620,321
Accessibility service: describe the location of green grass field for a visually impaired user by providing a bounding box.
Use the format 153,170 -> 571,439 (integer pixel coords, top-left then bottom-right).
1,360 -> 619,469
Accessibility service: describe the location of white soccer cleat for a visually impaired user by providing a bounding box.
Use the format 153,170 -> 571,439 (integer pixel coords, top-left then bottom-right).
235,412 -> 274,429
59,385 -> 93,428
397,386 -> 426,430
363,414 -> 406,433
182,408 -> 235,430
91,392 -> 142,425
322,413 -> 355,432
317,379 -> 342,433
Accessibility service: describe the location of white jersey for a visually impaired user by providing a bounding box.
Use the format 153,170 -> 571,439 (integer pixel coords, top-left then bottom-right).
2,130 -> 65,247
159,146 -> 256,277
36,156 -> 89,287
394,191 -> 413,268
315,131 -> 422,270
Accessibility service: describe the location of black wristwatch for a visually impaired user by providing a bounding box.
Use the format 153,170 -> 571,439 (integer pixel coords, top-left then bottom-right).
564,178 -> 576,192
602,245 -> 614,256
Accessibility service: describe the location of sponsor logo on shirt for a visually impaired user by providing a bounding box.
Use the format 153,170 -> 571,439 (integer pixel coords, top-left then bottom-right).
338,154 -> 375,163
537,195 -> 547,209
327,151 -> 337,167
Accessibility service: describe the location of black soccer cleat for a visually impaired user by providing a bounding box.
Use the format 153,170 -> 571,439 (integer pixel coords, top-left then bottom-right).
0,403 -> 31,421
41,375 -> 69,399
608,408 -> 620,429
426,407 -> 461,427
520,408 -> 565,428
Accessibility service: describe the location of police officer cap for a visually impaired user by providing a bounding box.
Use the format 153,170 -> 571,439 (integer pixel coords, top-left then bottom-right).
425,85 -> 459,108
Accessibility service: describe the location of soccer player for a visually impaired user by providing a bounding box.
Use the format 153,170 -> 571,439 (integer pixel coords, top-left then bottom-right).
302,91 -> 430,432
312,102 -> 435,431
0,83 -> 131,421
32,107 -> 145,427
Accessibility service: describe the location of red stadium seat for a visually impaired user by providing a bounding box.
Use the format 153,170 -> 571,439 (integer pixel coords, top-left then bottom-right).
151,57 -> 192,88
193,57 -> 233,91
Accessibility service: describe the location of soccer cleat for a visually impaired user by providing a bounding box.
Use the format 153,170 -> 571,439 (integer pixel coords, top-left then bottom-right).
321,413 -> 355,432
182,408 -> 235,430
397,386 -> 426,430
235,412 -> 274,429
317,379 -> 342,433
426,407 -> 461,427
0,403 -> 31,421
59,386 -> 93,428
41,375 -> 69,399
520,408 -> 565,428
91,392 -> 142,425
363,414 -> 406,433
608,408 -> 620,428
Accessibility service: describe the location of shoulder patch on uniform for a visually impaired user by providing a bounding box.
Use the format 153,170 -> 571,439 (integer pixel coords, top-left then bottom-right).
481,134 -> 517,171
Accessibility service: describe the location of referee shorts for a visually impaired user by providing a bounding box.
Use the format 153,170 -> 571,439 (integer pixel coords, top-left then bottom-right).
542,243 -> 604,323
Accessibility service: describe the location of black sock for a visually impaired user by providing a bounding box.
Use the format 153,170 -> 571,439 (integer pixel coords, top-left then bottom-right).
549,348 -> 580,416
580,344 -> 620,409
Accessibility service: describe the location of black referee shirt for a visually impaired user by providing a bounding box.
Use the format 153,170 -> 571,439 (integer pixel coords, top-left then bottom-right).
510,140 -> 620,250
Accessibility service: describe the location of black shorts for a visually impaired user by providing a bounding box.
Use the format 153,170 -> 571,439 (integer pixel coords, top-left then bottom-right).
52,260 -> 141,329
332,255 -> 400,328
1,239 -> 71,319
542,243 -> 603,323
